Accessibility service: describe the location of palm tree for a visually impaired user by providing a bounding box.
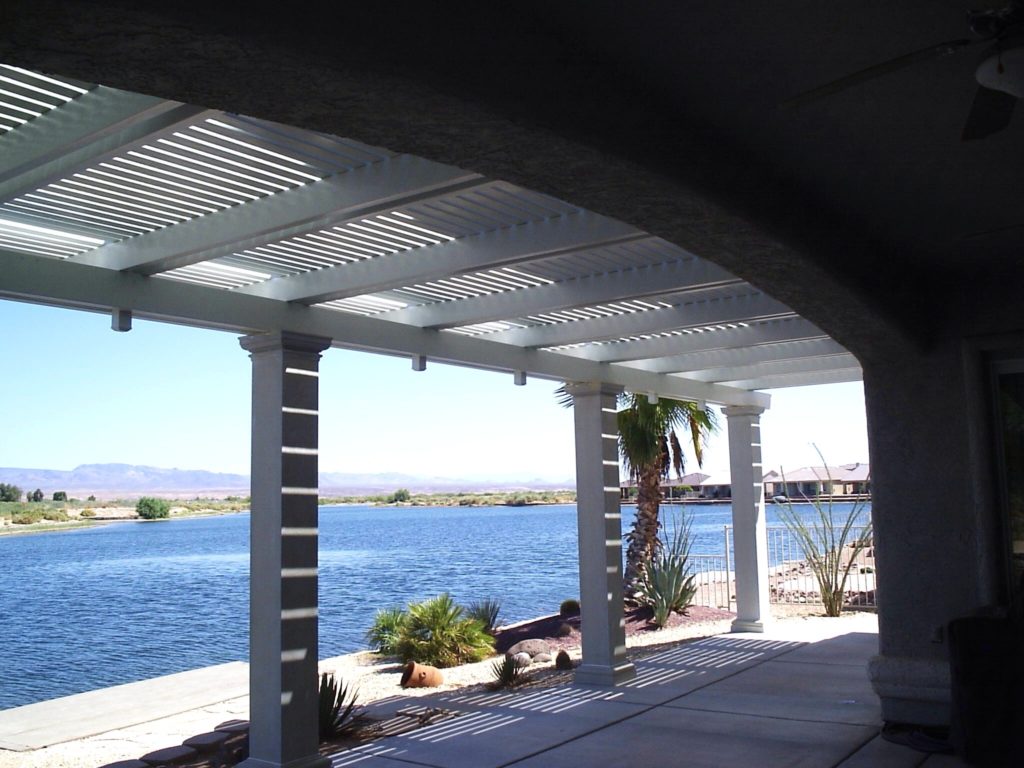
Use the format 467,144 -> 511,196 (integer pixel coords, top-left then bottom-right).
558,387 -> 717,592
618,394 -> 716,591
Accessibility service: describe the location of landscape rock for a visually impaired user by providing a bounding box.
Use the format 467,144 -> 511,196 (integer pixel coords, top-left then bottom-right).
533,652 -> 552,663
513,652 -> 533,667
139,744 -> 197,765
507,639 -> 551,658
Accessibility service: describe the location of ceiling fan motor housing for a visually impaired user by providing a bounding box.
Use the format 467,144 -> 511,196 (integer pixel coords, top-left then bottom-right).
976,43 -> 1024,97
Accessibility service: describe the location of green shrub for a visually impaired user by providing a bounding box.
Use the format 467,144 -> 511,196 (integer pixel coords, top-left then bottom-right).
52,491 -> 67,502
392,593 -> 495,668
777,456 -> 873,617
318,672 -> 361,741
388,488 -> 411,503
136,497 -> 171,520
559,599 -> 580,617
364,607 -> 408,655
42,509 -> 69,522
0,484 -> 21,502
636,511 -> 698,628
466,598 -> 502,634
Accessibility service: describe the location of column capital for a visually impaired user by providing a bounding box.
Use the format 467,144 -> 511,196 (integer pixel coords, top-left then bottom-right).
564,381 -> 624,398
239,331 -> 332,356
723,404 -> 766,418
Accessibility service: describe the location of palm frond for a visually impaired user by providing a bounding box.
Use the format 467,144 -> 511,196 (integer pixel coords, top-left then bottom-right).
669,431 -> 684,477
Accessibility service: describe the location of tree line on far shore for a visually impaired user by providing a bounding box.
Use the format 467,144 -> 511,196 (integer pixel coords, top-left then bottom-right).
0,483 -> 69,503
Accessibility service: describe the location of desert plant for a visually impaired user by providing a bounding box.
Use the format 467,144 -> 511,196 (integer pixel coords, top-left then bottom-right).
490,655 -> 526,688
559,598 -> 580,617
318,672 -> 361,740
466,598 -> 502,634
0,484 -> 21,502
392,593 -> 495,668
136,497 -> 170,520
777,454 -> 873,617
636,511 -> 698,627
364,607 -> 408,655
52,491 -> 67,502
80,508 -> 96,518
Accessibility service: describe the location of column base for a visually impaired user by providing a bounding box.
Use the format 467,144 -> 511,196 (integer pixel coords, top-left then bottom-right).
731,617 -> 772,633
868,654 -> 951,726
574,661 -> 636,686
239,756 -> 331,768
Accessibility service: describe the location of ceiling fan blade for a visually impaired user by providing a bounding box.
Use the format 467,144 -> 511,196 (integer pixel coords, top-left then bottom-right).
782,38 -> 975,108
961,85 -> 1017,140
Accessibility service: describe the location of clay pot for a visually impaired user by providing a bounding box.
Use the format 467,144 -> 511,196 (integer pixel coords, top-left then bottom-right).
400,661 -> 444,688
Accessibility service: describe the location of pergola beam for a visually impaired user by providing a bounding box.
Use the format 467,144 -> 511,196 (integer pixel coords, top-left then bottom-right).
680,352 -> 861,384
0,247 -> 769,407
631,337 -> 850,374
239,213 -> 642,304
558,317 -> 829,363
483,292 -> 795,348
0,86 -> 207,201
381,255 -> 744,329
719,367 -> 863,390
73,156 -> 483,274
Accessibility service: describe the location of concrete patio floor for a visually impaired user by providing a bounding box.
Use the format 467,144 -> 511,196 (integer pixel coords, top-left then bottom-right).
326,614 -> 967,768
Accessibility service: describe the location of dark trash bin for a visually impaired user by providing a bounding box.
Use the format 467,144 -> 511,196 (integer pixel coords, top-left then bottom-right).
947,616 -> 1023,766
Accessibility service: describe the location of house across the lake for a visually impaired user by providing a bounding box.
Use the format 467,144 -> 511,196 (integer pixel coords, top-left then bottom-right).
620,463 -> 870,503
763,463 -> 871,500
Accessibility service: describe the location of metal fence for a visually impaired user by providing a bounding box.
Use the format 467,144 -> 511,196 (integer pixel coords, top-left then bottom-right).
688,524 -> 876,610
689,554 -> 733,609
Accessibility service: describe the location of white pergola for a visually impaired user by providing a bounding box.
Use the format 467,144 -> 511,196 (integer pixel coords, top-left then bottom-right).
0,66 -> 862,768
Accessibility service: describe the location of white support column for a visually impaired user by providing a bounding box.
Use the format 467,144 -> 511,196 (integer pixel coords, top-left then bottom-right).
567,382 -> 636,686
724,405 -> 772,633
239,331 -> 331,768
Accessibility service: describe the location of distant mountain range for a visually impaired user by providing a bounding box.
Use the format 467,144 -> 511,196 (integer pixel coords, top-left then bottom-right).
0,464 -> 574,497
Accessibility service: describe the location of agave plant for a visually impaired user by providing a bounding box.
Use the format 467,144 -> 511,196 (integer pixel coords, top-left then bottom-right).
393,593 -> 495,668
489,654 -> 526,689
318,672 -> 361,741
466,598 -> 502,634
636,511 -> 698,628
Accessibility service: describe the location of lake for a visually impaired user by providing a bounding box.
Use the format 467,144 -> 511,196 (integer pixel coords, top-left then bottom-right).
0,501 -> 869,709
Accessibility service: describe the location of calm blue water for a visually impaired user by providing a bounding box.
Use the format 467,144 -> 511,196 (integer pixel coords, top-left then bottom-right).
0,501 -> 868,709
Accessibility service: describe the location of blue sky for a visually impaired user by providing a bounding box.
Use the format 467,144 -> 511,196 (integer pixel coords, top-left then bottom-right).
0,300 -> 869,481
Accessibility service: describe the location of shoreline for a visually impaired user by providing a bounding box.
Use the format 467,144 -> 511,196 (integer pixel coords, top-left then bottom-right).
0,505 -> 249,538
0,495 -> 589,538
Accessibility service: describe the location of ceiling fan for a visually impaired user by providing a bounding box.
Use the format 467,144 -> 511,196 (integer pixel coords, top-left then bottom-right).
784,2 -> 1024,140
